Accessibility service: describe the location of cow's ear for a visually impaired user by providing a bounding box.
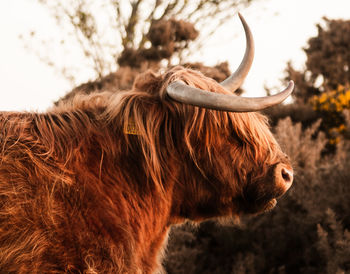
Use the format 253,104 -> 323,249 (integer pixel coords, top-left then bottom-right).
133,70 -> 162,95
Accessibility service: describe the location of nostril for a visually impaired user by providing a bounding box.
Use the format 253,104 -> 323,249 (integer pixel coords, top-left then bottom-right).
281,169 -> 290,181
281,168 -> 293,184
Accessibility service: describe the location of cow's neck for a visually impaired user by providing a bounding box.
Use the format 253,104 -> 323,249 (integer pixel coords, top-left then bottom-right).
71,130 -> 176,273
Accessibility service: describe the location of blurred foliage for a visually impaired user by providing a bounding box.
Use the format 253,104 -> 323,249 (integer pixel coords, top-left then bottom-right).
310,84 -> 350,145
286,18 -> 350,103
55,61 -> 233,105
25,0 -> 258,84
262,101 -> 319,128
271,18 -> 350,149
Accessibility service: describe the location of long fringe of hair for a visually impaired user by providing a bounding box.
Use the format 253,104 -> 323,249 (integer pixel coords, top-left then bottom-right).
0,66 -> 281,196
50,66 -> 280,193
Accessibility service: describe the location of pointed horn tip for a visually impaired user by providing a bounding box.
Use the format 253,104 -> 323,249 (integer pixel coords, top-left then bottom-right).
237,12 -> 245,22
286,80 -> 295,94
237,12 -> 250,26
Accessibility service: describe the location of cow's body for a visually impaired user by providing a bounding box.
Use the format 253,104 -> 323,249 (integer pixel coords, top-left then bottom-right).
0,111 -> 171,273
0,67 -> 293,273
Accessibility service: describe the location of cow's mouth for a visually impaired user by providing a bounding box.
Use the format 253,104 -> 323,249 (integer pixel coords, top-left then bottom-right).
262,198 -> 277,212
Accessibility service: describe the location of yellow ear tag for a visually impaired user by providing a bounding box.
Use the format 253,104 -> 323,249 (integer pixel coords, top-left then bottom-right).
124,119 -> 140,135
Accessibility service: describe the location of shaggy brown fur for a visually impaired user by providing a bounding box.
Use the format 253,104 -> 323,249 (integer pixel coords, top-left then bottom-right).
0,67 -> 292,273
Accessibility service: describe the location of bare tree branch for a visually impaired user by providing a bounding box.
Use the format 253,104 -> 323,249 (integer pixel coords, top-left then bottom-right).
27,0 -> 259,84
123,0 -> 145,48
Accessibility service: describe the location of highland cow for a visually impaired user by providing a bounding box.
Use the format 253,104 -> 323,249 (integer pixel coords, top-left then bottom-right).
0,14 -> 293,273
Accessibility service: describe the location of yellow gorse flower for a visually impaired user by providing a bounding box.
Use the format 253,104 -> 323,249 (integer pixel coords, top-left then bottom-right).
310,84 -> 350,146
311,84 -> 350,113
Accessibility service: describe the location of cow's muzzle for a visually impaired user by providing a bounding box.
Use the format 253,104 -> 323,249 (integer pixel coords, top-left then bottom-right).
275,164 -> 293,194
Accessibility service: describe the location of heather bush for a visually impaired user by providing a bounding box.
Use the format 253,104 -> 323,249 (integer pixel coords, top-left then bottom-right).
316,209 -> 350,273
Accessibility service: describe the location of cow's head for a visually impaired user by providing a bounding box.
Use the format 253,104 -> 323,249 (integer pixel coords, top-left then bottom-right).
158,67 -> 293,221
117,14 -> 293,222
159,14 -> 294,221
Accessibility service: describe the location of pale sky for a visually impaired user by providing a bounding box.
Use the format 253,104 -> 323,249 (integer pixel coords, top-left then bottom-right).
0,0 -> 349,111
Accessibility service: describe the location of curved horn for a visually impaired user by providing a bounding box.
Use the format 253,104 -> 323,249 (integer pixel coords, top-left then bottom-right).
166,13 -> 295,112
220,13 -> 254,92
166,80 -> 294,112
